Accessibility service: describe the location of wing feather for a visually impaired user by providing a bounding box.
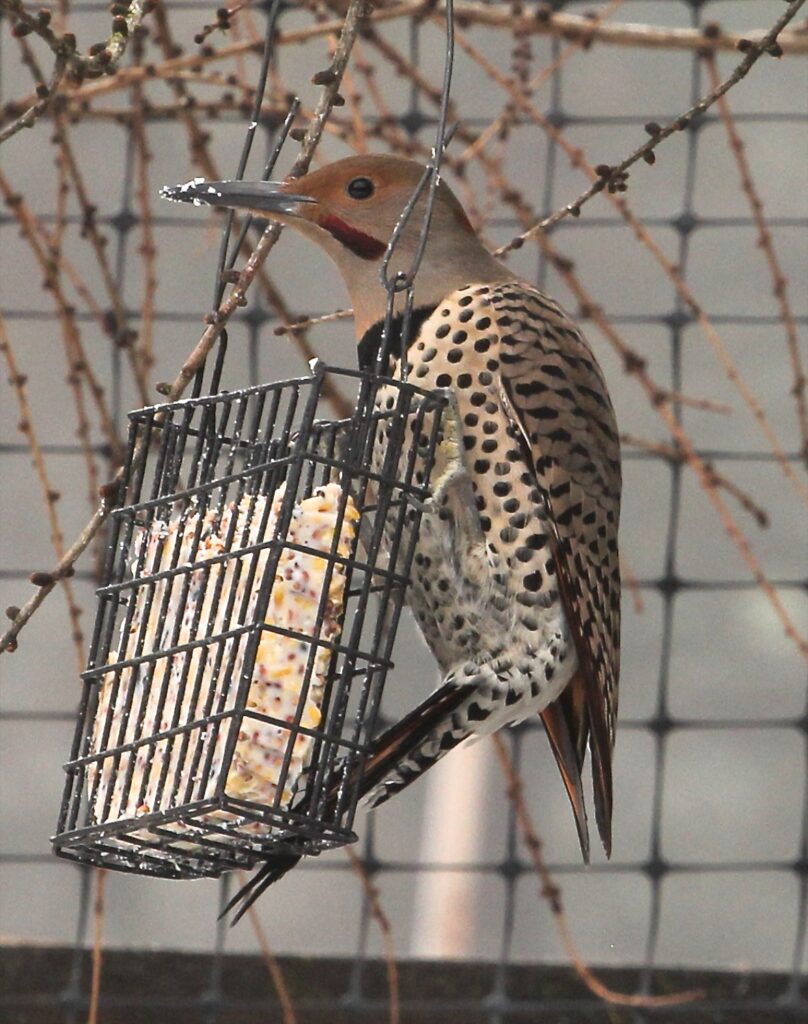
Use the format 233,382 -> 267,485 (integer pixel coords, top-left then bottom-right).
490,284 -> 621,855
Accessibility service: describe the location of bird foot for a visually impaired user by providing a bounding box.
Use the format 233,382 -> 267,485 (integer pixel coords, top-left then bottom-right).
411,388 -> 468,516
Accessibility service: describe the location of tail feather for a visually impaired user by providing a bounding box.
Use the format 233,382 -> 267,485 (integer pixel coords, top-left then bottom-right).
225,670 -> 610,922
224,682 -> 475,923
358,681 -> 477,809
585,679 -> 614,857
221,851 -> 301,924
540,673 -> 590,863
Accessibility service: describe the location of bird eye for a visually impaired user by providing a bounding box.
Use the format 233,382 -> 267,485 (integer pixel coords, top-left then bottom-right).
347,176 -> 375,200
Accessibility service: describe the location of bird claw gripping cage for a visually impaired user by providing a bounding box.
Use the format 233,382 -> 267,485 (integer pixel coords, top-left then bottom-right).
52,362 -> 446,879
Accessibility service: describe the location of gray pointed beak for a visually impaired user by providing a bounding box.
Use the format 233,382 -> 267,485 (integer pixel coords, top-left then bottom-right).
159,178 -> 317,217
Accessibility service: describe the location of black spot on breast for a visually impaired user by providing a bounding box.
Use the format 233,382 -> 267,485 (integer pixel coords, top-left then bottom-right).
436,373 -> 452,387
435,324 -> 450,339
481,439 -> 498,453
457,373 -> 472,388
524,571 -> 542,592
453,330 -> 468,344
447,349 -> 463,364
464,412 -> 479,426
474,337 -> 491,353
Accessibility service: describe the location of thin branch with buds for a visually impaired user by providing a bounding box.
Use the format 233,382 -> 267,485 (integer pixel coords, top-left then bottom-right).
704,53 -> 808,471
0,0 -> 156,144
0,0 -> 369,655
493,734 -> 705,1007
494,0 -> 808,253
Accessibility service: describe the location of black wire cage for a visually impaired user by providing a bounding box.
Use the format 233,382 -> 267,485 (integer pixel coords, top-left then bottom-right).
52,362 -> 446,880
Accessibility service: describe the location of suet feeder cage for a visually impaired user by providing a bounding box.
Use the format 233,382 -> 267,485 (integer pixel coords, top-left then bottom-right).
53,362 -> 446,879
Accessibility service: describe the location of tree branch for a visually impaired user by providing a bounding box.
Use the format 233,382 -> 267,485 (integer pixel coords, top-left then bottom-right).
495,0 -> 808,253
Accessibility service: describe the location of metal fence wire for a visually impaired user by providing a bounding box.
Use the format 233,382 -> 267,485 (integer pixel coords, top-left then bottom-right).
0,0 -> 806,1022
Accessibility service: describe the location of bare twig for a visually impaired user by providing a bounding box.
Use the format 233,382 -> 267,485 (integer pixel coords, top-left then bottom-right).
495,0 -> 808,251
0,0 -> 155,144
493,735 -> 704,1007
159,0 -> 371,404
0,51 -> 67,144
457,0 -> 628,167
239,874 -> 299,1024
87,868 -> 106,1024
544,239 -> 808,662
0,317 -> 85,661
0,170 -> 124,462
454,25 -> 808,512
622,434 -> 770,528
705,53 -> 808,470
131,29 -> 157,381
346,847 -> 400,1024
273,308 -> 354,336
0,498 -> 112,654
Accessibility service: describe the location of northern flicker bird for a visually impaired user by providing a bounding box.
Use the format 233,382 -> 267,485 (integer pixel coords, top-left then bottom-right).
161,155 -> 621,919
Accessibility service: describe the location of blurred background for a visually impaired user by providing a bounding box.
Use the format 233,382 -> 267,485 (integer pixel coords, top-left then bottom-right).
0,0 -> 806,1020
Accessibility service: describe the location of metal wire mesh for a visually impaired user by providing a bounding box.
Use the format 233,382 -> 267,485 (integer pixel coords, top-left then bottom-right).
53,365 -> 446,877
0,0 -> 806,1021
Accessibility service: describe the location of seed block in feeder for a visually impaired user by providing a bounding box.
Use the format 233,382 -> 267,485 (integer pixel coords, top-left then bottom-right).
88,481 -> 358,849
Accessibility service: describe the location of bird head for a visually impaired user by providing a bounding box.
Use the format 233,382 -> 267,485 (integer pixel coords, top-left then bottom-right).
161,154 -> 509,337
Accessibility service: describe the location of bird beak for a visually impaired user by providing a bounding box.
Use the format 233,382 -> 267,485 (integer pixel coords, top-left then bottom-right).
159,178 -> 318,219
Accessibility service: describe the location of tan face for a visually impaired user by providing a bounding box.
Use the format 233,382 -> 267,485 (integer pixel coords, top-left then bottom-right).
275,154 -> 475,266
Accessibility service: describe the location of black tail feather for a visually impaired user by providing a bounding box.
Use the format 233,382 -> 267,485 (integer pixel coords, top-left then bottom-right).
222,852 -> 301,925
540,677 -> 591,863
353,681 -> 476,808
224,682 -> 476,923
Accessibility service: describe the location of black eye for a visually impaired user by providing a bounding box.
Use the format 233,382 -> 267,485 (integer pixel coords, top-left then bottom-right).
347,176 -> 375,200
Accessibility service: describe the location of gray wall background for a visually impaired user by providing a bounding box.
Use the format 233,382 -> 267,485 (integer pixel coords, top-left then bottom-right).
0,0 -> 806,974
